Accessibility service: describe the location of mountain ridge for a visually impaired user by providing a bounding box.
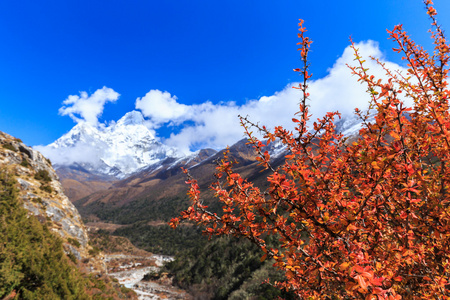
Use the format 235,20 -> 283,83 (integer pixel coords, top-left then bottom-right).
36,110 -> 184,179
40,111 -> 369,225
37,108 -> 370,198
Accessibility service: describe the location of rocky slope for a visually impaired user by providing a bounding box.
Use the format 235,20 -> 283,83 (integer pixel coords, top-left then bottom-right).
0,130 -> 140,299
56,164 -> 117,202
0,131 -> 102,269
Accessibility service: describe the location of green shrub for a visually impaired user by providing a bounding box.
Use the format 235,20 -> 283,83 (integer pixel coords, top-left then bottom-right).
164,236 -> 296,300
0,170 -> 89,298
142,270 -> 159,281
88,246 -> 101,257
68,238 -> 81,248
2,144 -> 16,152
39,184 -> 52,193
34,169 -> 51,182
120,285 -> 132,294
113,223 -> 207,255
67,252 -> 77,264
20,159 -> 30,168
31,197 -> 43,205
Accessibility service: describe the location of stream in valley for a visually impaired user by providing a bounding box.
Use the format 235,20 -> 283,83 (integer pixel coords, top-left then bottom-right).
105,254 -> 190,300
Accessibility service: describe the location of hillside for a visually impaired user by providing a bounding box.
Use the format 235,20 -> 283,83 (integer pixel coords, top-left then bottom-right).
161,236 -> 296,300
56,164 -> 117,202
0,131 -> 94,262
69,139 -> 286,255
73,139 -> 284,223
0,131 -> 137,299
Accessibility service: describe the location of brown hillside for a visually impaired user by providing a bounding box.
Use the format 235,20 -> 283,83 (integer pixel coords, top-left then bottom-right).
72,139 -> 285,224
56,165 -> 116,201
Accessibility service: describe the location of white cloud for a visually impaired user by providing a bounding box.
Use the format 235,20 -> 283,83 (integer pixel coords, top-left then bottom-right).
136,41 -> 407,154
59,86 -> 120,126
307,40 -> 408,119
135,90 -> 189,125
34,141 -> 107,167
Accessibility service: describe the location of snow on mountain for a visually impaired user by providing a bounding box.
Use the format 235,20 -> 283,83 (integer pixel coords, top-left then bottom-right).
37,111 -> 184,178
334,112 -> 376,137
35,109 -> 373,180
258,113 -> 374,159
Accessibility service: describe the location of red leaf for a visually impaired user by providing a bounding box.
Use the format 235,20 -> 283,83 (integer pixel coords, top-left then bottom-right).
355,275 -> 368,290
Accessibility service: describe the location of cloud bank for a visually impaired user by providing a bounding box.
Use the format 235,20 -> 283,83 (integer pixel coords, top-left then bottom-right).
35,140 -> 108,167
135,41 -> 406,154
59,86 -> 120,126
40,40 -> 407,159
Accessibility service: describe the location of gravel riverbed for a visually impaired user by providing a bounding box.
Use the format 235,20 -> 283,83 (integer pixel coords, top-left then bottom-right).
106,254 -> 190,300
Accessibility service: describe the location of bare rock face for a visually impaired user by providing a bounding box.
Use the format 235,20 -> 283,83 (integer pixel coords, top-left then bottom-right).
0,131 -> 105,272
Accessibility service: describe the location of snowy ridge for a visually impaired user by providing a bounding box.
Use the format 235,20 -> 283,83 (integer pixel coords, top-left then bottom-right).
40,111 -> 184,178
36,110 -> 370,180
261,113 -> 375,159
335,112 -> 376,138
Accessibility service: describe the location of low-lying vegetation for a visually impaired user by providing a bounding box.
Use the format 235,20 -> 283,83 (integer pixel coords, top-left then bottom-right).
0,169 -> 135,299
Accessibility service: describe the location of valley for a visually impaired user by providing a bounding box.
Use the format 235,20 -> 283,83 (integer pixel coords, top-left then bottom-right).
0,109 -> 370,298
89,231 -> 188,299
32,110 -> 366,298
106,254 -> 187,300
49,128 -> 291,298
3,2 -> 447,298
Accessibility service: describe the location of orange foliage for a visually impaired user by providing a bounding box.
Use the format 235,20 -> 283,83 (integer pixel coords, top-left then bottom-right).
171,1 -> 450,298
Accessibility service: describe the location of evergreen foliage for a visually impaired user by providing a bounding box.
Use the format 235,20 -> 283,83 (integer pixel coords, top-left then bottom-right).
20,158 -> 30,168
2,144 -> 17,152
39,184 -> 53,193
0,169 -> 135,299
163,236 -> 296,300
113,223 -> 208,255
34,169 -> 51,182
0,169 -> 90,299
78,195 -> 190,224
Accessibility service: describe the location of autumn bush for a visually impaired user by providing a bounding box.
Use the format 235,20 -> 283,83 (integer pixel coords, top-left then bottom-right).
171,1 -> 450,299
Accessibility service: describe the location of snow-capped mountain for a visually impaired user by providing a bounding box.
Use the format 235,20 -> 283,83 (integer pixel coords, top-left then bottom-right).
37,111 -> 184,178
36,108 -> 373,181
334,112 -> 376,137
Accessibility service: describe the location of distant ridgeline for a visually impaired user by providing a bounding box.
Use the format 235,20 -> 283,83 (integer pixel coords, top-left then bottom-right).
0,131 -> 136,299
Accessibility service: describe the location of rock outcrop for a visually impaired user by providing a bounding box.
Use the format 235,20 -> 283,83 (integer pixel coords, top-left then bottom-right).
0,131 -> 104,271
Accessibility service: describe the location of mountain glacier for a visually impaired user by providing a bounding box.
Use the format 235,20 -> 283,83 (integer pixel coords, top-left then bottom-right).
36,111 -> 184,178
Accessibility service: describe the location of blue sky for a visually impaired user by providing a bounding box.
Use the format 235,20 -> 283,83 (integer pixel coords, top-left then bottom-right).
1,1 -> 449,152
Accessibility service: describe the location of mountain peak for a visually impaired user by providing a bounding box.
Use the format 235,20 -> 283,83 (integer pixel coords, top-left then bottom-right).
116,110 -> 145,126
37,110 -> 184,178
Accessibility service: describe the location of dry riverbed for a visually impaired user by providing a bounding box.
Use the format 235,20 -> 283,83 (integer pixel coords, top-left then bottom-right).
86,224 -> 190,299
105,253 -> 190,299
